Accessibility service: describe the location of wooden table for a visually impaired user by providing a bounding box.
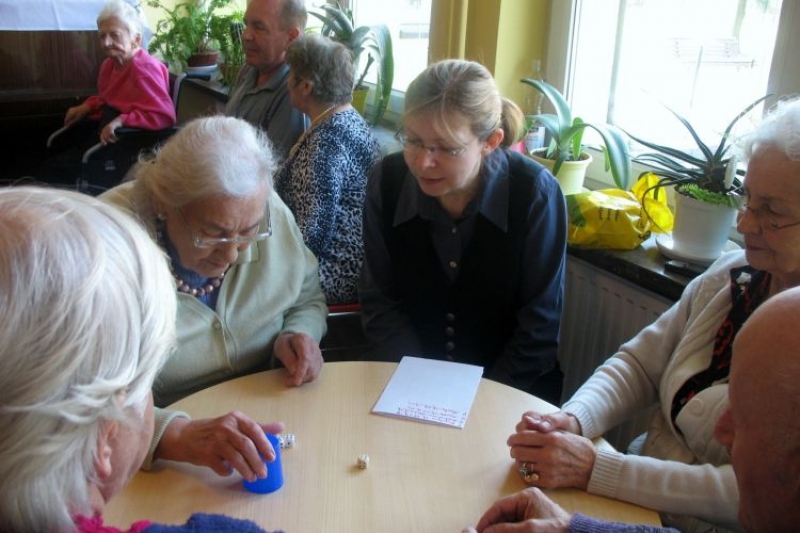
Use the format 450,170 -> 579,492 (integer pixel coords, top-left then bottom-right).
106,362 -> 660,533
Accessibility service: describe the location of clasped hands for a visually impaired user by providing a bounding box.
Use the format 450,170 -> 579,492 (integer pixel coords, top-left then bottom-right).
461,411 -> 597,532
507,410 -> 597,490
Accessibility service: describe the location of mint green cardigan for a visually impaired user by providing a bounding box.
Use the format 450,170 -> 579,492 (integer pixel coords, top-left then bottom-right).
102,182 -> 328,468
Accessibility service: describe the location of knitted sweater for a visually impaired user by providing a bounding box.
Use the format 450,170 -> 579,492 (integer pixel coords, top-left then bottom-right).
563,251 -> 750,531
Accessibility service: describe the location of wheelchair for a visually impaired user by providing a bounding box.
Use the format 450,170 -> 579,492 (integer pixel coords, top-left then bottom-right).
45,72 -> 214,195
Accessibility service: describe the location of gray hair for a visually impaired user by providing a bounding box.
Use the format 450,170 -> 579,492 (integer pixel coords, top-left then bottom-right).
97,0 -> 142,39
739,95 -> 800,162
280,0 -> 307,31
130,116 -> 277,219
287,33 -> 353,106
0,187 -> 176,533
404,59 -> 521,144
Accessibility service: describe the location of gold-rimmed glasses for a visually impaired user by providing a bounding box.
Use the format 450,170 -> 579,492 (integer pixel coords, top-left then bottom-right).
176,206 -> 272,248
395,131 -> 468,159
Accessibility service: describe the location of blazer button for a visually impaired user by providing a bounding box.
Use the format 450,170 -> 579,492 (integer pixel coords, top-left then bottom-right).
445,341 -> 455,352
445,326 -> 455,336
445,313 -> 456,323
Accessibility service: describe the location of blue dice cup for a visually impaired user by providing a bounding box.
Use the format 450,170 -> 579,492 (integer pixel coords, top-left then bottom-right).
242,432 -> 284,494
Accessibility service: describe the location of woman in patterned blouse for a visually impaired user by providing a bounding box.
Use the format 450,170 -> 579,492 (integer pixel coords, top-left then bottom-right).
276,33 -> 380,305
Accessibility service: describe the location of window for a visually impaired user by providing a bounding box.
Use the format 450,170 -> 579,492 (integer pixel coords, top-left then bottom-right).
547,0 -> 799,186
346,0 -> 431,92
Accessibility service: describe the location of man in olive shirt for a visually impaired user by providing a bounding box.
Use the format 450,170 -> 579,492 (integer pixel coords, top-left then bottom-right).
225,0 -> 309,159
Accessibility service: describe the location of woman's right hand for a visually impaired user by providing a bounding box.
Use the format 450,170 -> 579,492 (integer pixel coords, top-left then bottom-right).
155,411 -> 285,482
64,104 -> 90,128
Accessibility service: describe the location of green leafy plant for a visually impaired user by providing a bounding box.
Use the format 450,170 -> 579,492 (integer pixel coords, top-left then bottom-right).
520,78 -> 632,191
308,2 -> 394,125
146,0 -> 236,72
209,11 -> 244,87
627,95 -> 772,206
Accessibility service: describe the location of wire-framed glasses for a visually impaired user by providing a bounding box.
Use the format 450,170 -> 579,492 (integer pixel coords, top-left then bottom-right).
735,197 -> 800,231
395,131 -> 468,159
177,206 -> 272,248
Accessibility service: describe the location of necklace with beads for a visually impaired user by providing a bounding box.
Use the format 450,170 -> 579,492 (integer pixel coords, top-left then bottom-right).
156,217 -> 226,299
287,103 -> 344,159
171,268 -> 225,298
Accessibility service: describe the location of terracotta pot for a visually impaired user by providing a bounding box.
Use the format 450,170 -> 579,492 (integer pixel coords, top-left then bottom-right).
529,150 -> 593,196
187,51 -> 220,67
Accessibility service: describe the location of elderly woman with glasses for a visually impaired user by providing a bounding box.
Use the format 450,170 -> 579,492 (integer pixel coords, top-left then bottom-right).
102,115 -> 326,484
359,59 -> 567,404
506,97 -> 800,533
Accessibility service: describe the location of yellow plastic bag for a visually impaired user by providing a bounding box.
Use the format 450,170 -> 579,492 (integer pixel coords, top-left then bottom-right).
566,173 -> 673,250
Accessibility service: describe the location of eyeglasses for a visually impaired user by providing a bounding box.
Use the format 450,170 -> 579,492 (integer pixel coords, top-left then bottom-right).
176,206 -> 272,248
735,200 -> 800,231
395,132 -> 468,159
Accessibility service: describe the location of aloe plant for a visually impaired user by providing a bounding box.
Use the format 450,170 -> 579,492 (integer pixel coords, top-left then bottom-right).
520,78 -> 632,191
627,94 -> 772,206
309,2 -> 394,126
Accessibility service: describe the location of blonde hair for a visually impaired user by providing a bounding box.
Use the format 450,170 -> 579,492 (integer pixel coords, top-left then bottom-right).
0,187 -> 176,533
403,59 -> 523,145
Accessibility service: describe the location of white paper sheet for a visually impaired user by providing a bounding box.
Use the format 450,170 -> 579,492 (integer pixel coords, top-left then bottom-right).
371,356 -> 483,429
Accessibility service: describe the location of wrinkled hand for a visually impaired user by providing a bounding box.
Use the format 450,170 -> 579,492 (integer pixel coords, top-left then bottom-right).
100,117 -> 123,145
507,425 -> 596,490
156,411 -> 285,482
515,411 -> 582,435
64,104 -> 90,128
462,487 -> 572,533
274,331 -> 323,386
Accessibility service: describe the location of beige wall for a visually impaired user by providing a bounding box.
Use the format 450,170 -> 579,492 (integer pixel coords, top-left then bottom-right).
429,0 -> 549,112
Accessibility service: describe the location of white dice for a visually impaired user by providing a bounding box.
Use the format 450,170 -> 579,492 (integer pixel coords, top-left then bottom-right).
357,453 -> 370,469
284,432 -> 296,449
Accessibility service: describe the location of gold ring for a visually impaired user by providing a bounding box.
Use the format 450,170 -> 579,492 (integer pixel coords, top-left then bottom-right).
523,471 -> 540,483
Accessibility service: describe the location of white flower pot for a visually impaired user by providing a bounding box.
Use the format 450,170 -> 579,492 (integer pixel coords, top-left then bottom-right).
529,150 -> 593,196
671,191 -> 737,262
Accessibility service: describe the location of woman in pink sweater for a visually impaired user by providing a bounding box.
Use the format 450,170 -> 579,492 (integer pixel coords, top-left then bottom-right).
64,0 -> 175,145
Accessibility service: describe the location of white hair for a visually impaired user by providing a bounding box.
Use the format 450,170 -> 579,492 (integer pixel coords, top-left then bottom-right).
739,95 -> 800,162
0,187 -> 176,533
129,115 -> 277,220
97,0 -> 143,38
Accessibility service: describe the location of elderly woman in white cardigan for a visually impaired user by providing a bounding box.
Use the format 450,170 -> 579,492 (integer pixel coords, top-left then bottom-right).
506,96 -> 800,533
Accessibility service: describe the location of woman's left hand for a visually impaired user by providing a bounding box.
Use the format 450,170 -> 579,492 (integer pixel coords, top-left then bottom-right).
507,429 -> 597,490
274,331 -> 323,386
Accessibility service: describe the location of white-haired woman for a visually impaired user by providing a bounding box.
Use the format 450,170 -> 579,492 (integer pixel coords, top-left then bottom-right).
40,0 -> 175,187
102,115 -> 326,483
0,187 -> 282,533
508,97 -> 800,533
65,0 -> 175,145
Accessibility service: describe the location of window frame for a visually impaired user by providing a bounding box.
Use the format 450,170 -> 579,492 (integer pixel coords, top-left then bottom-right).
545,0 -> 800,189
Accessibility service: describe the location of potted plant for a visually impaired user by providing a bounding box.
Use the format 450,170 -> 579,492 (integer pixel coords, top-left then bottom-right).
146,0 -> 236,72
627,94 -> 771,262
309,2 -> 394,126
520,78 -> 632,195
209,11 -> 244,87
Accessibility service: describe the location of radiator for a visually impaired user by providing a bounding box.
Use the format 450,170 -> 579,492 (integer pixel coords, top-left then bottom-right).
558,256 -> 674,450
